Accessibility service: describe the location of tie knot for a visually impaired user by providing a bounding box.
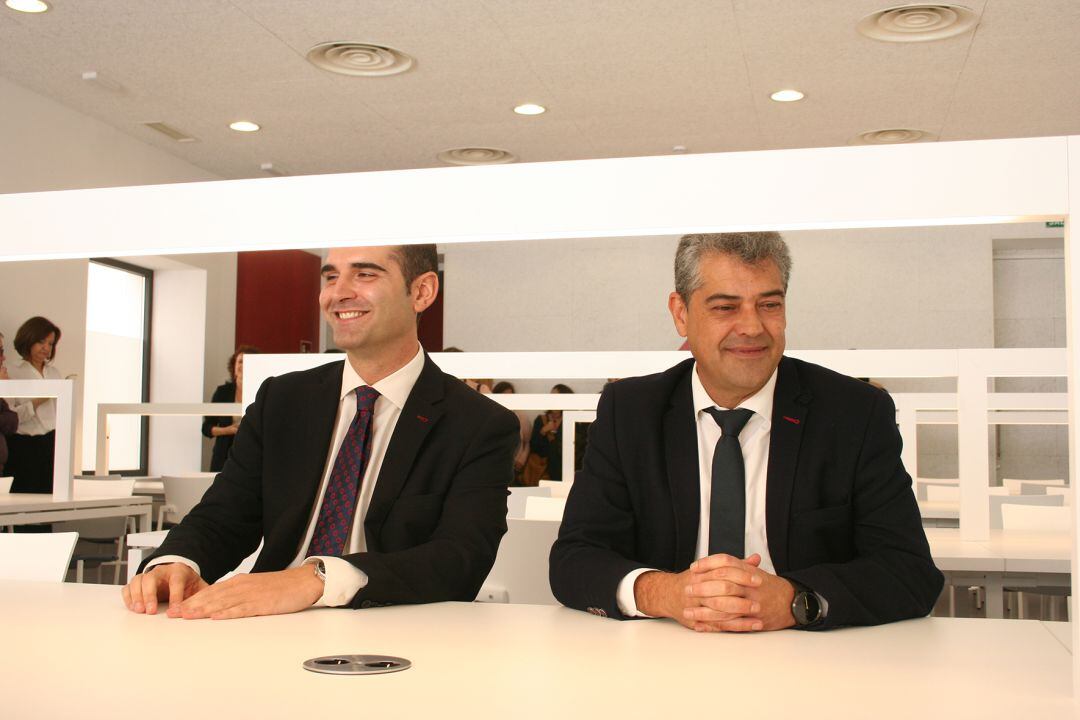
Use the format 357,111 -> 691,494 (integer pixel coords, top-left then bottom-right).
355,385 -> 380,411
704,407 -> 754,437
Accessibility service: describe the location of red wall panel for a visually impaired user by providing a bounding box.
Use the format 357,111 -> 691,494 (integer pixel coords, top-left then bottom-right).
236,250 -> 321,353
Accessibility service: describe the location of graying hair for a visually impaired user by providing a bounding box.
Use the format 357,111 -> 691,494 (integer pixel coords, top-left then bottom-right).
674,232 -> 792,301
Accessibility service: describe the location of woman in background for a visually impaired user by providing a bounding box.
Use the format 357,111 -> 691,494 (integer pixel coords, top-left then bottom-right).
203,345 -> 258,472
0,333 -> 19,476
6,317 -> 62,493
528,383 -> 573,483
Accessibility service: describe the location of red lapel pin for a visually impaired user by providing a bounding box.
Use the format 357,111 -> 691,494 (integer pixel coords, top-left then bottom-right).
783,416 -> 801,425
416,415 -> 429,423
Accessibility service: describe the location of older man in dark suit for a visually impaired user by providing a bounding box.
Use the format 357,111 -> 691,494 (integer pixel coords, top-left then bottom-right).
123,244 -> 518,619
550,232 -> 942,630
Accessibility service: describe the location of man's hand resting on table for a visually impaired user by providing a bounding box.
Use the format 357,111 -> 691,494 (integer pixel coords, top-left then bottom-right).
122,563 -> 324,620
634,553 -> 796,632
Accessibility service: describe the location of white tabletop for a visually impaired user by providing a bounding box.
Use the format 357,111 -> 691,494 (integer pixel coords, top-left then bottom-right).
0,493 -> 151,512
926,527 -> 1071,574
0,581 -> 1073,719
918,500 -> 959,519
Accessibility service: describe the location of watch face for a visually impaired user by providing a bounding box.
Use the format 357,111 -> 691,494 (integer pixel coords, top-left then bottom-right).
794,591 -> 820,625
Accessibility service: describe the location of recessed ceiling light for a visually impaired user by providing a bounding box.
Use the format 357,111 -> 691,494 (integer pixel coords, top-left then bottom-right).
770,89 -> 805,103
513,103 -> 546,116
229,121 -> 261,133
5,0 -> 49,13
858,4 -> 978,42
436,147 -> 517,166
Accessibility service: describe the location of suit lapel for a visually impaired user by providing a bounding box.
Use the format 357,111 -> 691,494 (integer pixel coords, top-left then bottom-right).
364,354 -> 445,536
765,357 -> 810,573
663,368 -> 700,569
273,361 -> 343,559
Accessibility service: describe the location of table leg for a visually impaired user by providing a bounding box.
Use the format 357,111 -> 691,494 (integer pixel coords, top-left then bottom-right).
984,574 -> 1004,619
137,508 -> 152,533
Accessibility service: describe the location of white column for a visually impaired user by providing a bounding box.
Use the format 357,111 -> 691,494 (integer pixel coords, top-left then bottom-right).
956,351 -> 990,542
1062,135 -> 1080,692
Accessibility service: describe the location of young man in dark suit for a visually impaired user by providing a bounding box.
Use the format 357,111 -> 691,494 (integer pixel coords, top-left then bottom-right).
123,244 -> 518,619
550,232 -> 942,630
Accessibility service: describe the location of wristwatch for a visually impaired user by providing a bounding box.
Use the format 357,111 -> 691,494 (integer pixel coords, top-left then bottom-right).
790,581 -> 823,627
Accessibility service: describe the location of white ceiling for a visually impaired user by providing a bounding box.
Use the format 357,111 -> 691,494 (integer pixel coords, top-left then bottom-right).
1,0 -> 1078,180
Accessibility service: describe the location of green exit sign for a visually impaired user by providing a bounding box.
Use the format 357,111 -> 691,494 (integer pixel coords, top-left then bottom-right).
1046,221 -> 1064,228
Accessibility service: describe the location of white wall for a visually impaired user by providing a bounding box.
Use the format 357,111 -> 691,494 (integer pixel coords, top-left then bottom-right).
147,267 -> 207,475
0,76 -> 218,194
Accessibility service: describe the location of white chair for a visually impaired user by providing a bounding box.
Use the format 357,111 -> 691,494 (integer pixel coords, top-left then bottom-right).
477,518 -> 560,605
507,486 -> 552,519
56,477 -> 137,584
989,494 -> 1064,530
925,485 -> 960,502
1002,478 -> 1065,495
1045,486 -> 1072,504
524,496 -> 566,521
0,476 -> 12,493
538,479 -> 572,498
915,478 -> 958,501
157,473 -> 216,530
0,531 -> 79,582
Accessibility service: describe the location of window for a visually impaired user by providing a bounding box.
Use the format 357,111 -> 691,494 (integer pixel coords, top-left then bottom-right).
81,259 -> 152,474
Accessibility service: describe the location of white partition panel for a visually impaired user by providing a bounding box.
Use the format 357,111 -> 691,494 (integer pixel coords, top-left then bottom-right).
1064,134 -> 1080,684
0,379 -> 74,500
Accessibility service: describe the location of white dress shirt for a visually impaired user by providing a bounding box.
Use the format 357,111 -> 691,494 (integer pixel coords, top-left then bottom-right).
150,346 -> 426,608
616,363 -> 778,617
6,359 -> 61,435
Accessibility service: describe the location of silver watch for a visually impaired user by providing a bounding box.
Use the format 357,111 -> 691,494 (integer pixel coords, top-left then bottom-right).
310,559 -> 327,583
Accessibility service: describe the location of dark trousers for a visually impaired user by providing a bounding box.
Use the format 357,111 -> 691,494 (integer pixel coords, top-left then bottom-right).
7,431 -> 56,494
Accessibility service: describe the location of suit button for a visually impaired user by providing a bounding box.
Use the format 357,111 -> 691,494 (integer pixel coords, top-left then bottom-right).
360,600 -> 373,609
586,606 -> 608,618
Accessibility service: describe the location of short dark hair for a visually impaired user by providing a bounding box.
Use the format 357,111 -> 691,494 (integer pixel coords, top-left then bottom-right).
493,381 -> 516,394
551,383 -> 574,394
392,244 -> 438,291
14,316 -> 61,362
227,345 -> 260,382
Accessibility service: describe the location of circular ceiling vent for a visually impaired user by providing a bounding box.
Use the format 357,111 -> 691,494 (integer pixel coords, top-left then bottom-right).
306,42 -> 414,77
855,128 -> 935,144
436,147 -> 517,166
857,4 -> 978,42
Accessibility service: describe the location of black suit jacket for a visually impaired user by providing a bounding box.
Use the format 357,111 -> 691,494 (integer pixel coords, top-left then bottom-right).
145,355 -> 519,607
549,356 -> 943,627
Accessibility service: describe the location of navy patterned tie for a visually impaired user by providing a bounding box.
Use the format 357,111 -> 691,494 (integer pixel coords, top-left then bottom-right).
306,386 -> 380,558
703,407 -> 754,558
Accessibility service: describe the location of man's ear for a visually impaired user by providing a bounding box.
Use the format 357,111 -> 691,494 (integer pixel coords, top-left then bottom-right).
668,291 -> 689,338
411,271 -> 439,314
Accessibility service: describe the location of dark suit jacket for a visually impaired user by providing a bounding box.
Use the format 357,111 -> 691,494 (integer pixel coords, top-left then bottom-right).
145,355 -> 519,607
549,356 -> 943,628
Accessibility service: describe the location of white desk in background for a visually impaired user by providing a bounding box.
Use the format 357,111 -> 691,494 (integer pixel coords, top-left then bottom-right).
0,580 -> 1073,719
918,500 -> 959,527
0,493 -> 152,532
926,528 -> 1071,619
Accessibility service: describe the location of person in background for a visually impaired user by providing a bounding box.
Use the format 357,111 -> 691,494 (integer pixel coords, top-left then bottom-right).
5,317 -> 62,493
530,383 -> 573,482
202,345 -> 260,472
493,381 -> 531,485
0,333 -> 19,476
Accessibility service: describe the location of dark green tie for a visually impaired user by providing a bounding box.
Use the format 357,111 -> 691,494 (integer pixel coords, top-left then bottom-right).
703,407 -> 754,558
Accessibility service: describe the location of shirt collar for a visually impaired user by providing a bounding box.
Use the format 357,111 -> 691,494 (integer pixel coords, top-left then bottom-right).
340,345 -> 425,410
691,362 -> 778,422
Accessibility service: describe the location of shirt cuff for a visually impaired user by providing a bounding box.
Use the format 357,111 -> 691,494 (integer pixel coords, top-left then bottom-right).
306,556 -> 369,607
616,567 -> 658,618
144,555 -> 201,578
